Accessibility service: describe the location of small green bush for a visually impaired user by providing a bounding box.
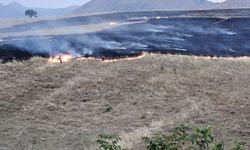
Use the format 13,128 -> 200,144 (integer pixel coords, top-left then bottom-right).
211,141 -> 225,150
143,134 -> 178,150
189,125 -> 214,150
96,125 -> 247,150
143,125 -> 214,150
96,134 -> 122,150
142,125 -> 247,150
230,143 -> 246,150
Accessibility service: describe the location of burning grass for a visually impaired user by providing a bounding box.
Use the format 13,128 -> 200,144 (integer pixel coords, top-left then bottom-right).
48,53 -> 146,63
0,53 -> 250,150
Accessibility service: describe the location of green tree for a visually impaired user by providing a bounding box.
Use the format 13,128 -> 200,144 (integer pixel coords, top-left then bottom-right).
25,9 -> 37,18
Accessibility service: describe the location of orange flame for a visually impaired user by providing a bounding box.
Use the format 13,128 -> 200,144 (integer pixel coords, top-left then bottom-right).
48,53 -> 145,64
48,54 -> 74,63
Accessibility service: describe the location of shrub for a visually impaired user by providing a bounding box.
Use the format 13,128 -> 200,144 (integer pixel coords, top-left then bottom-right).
143,134 -> 178,150
189,125 -> 214,150
143,125 -> 214,150
96,125 -> 247,150
211,141 -> 225,150
230,143 -> 246,150
96,134 -> 123,150
142,125 -> 246,150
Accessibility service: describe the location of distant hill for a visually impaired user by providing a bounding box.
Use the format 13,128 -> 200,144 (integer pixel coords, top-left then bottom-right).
0,2 -> 79,19
74,0 -> 250,14
74,0 -> 214,14
216,0 -> 250,9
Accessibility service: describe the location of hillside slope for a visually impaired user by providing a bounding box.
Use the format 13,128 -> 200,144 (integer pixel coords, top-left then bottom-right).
0,54 -> 250,149
75,0 -> 214,14
75,0 -> 250,14
216,0 -> 250,9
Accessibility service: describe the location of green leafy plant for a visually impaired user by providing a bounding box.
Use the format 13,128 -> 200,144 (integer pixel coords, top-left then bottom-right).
142,125 -> 244,150
230,143 -> 245,150
172,124 -> 193,149
143,125 -> 215,150
96,125 -> 247,150
211,141 -> 225,150
143,134 -> 178,150
97,134 -> 122,150
189,125 -> 214,150
172,124 -> 192,142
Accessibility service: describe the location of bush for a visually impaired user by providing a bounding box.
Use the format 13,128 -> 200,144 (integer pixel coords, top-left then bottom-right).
96,125 -> 246,150
97,134 -> 123,150
143,124 -> 214,150
142,125 -> 246,150
211,141 -> 225,150
230,143 -> 246,150
189,125 -> 214,149
143,134 -> 178,150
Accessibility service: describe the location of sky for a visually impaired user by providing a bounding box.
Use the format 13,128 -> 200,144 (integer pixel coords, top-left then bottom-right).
0,0 -> 227,8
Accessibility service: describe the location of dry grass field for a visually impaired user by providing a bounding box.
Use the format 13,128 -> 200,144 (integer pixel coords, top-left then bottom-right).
0,53 -> 250,150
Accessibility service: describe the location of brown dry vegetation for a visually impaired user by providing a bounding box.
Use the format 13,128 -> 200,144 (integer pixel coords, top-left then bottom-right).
0,54 -> 250,150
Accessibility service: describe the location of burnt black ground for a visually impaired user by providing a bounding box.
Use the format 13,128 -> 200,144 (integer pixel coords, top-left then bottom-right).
1,9 -> 250,63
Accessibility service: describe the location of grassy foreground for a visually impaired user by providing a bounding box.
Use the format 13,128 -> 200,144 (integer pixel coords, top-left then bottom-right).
0,54 -> 250,150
